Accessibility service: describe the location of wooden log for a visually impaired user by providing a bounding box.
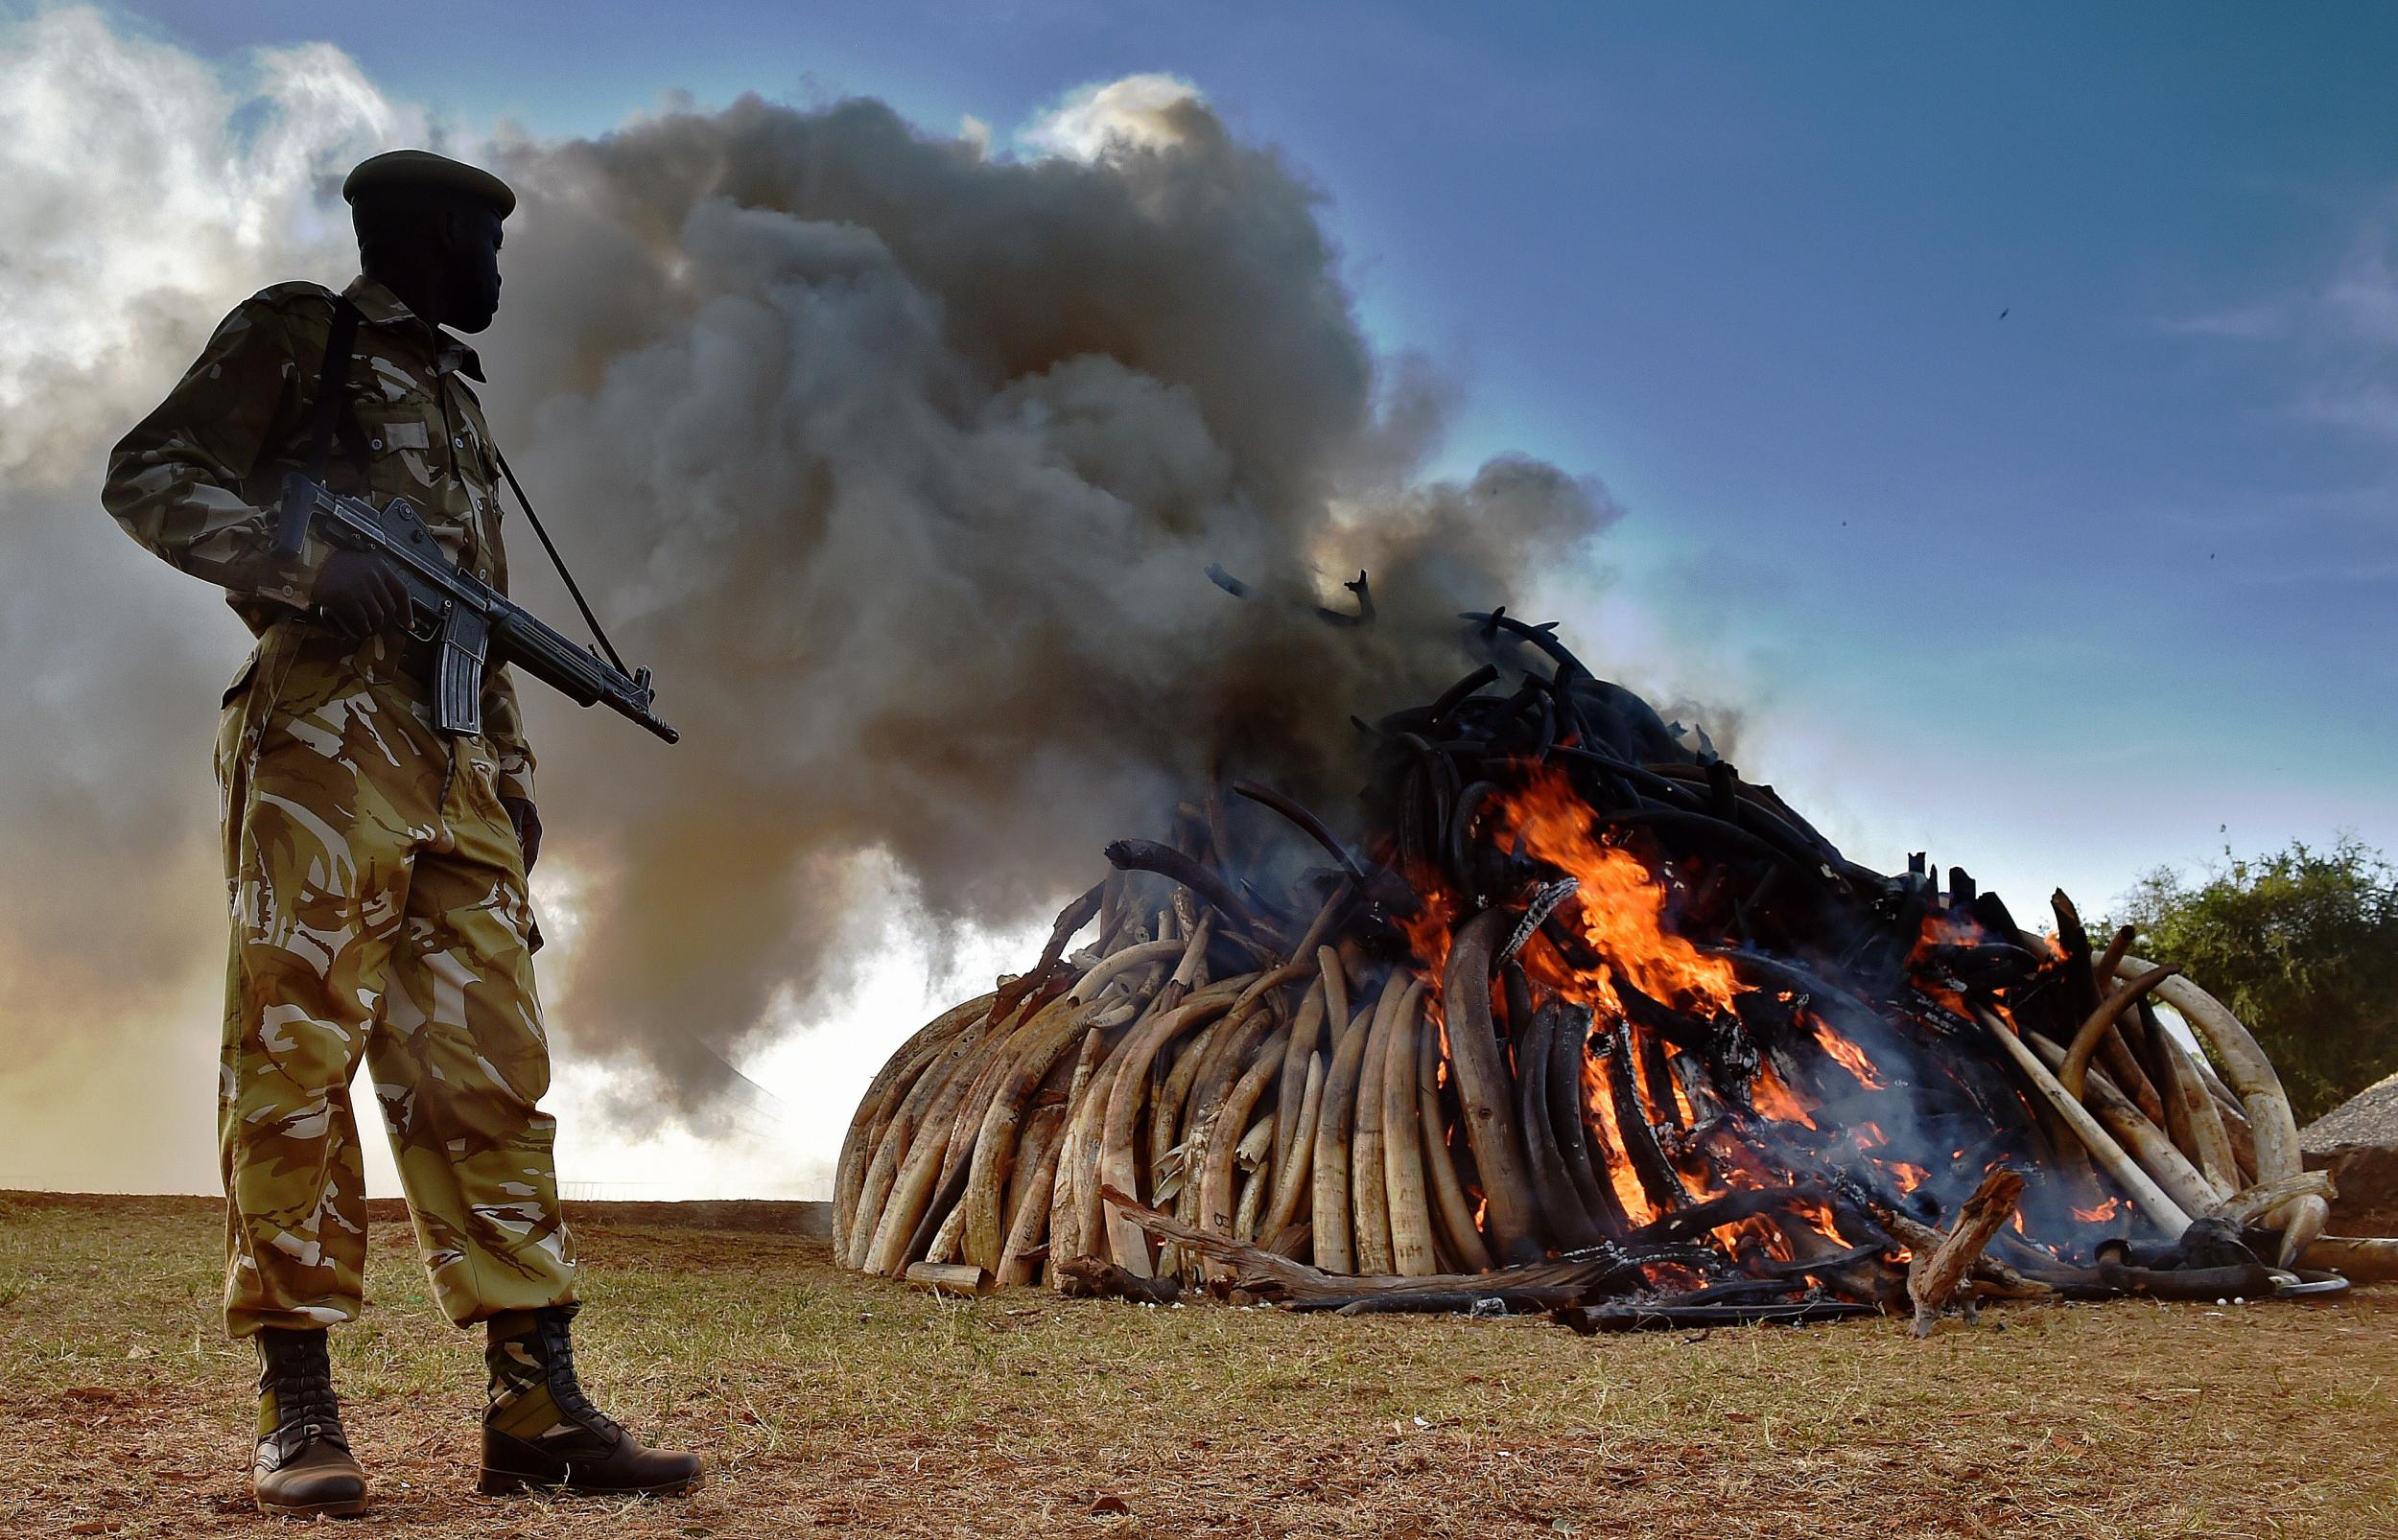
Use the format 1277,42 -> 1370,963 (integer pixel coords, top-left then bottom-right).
1351,975 -> 1412,1276
1417,1015 -> 1494,1273
1908,1168 -> 2027,1337
2120,959 -> 2301,1184
1975,1007 -> 2192,1238
1310,994 -> 1382,1273
905,1261 -> 992,1295
1382,992 -> 1439,1276
1441,908 -> 1547,1265
1879,1207 -> 2053,1300
990,881 -> 1104,1026
1056,1256 -> 1180,1304
1103,1185 -> 1638,1305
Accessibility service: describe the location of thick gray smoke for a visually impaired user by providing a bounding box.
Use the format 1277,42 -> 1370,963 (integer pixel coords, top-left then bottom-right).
0,12 -> 1622,1165
481,91 -> 1618,1110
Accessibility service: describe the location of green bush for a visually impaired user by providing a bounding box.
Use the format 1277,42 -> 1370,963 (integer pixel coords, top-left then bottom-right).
2113,837 -> 2398,1126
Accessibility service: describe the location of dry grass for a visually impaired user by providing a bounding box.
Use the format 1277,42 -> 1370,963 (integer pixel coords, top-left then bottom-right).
1,1191 -> 2391,1539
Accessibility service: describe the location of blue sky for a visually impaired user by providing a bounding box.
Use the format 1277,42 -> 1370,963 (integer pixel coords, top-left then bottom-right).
117,0 -> 2398,912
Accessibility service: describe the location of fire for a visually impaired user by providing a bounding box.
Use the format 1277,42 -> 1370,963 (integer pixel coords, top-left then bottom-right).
1889,1161 -> 1931,1195
1749,1062 -> 1817,1130
2074,1198 -> 2125,1225
1491,769 -> 1744,1018
1814,1019 -> 1889,1089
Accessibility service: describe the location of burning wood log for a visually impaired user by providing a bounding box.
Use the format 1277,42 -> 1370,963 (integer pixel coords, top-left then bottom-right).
1907,1168 -> 2026,1337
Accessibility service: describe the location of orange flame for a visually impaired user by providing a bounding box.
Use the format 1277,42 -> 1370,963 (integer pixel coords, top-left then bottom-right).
1491,769 -> 1745,1018
1815,1018 -> 1889,1089
2073,1197 -> 2125,1224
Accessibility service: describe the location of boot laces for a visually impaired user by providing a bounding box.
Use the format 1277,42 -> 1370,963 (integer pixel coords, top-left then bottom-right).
537,1309 -> 624,1441
258,1335 -> 349,1455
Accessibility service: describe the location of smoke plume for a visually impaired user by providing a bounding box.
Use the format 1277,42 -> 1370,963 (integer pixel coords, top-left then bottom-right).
487,89 -> 1619,1109
0,10 -> 1625,1159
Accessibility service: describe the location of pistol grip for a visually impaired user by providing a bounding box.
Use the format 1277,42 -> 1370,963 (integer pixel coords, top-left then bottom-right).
274,473 -> 317,559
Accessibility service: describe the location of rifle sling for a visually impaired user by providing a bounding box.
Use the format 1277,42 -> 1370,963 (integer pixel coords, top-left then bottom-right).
303,295 -> 364,484
305,288 -> 633,684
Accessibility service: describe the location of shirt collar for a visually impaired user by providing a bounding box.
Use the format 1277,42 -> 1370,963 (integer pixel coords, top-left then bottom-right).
341,275 -> 485,382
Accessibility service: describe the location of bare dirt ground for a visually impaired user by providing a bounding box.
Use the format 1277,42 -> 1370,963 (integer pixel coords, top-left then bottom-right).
2,1191 -> 2391,1539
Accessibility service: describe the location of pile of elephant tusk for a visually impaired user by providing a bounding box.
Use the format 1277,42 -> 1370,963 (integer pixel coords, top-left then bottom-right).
833,615 -> 2398,1329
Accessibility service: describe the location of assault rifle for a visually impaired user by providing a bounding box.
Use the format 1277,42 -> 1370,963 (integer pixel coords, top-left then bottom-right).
274,473 -> 678,744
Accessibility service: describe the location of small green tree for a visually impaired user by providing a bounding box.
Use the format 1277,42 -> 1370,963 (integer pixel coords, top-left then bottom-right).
2113,837 -> 2398,1126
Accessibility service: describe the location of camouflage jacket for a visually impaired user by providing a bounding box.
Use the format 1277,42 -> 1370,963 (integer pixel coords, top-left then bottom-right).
104,276 -> 536,802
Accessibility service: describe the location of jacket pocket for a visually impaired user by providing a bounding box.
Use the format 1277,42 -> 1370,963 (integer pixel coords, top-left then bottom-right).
220,651 -> 260,710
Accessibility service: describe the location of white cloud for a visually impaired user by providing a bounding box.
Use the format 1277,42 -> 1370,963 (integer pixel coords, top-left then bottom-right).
0,6 -> 423,473
1018,73 -> 1206,162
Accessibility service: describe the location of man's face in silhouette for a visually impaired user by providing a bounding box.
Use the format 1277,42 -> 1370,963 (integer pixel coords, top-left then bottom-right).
441,202 -> 505,334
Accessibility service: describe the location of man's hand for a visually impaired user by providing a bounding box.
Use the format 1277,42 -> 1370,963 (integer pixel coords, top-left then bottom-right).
310,548 -> 411,637
502,796 -> 543,875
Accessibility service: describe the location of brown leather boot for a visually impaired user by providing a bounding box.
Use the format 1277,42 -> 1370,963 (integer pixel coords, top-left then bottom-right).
478,1305 -> 701,1497
251,1327 -> 368,1518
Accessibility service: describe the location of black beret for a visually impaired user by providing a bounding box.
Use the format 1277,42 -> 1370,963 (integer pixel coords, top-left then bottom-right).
341,150 -> 515,219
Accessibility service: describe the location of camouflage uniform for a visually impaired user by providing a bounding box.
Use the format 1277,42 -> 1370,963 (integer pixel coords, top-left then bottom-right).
105,276 -> 576,1337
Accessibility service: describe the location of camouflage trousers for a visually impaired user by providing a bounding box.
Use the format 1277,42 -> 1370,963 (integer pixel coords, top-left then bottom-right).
214,624 -> 576,1337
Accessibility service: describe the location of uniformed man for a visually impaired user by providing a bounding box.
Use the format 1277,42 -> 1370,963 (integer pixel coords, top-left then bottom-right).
103,150 -> 701,1517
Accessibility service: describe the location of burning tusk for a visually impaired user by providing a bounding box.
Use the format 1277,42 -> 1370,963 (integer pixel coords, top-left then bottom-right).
1977,1008 -> 2192,1238
2119,958 -> 2302,1186
960,996 -> 1109,1272
1261,1051 -> 1326,1245
1381,990 -> 1439,1276
2057,964 -> 2176,1102
835,992 -> 994,1269
1416,1007 -> 1494,1272
1350,974 -> 1414,1276
2269,1193 -> 2331,1268
2029,1033 -> 2222,1219
1310,992 -> 1381,1273
1098,984 -> 1245,1277
1442,908 -> 1547,1265
2150,1025 -> 2240,1200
